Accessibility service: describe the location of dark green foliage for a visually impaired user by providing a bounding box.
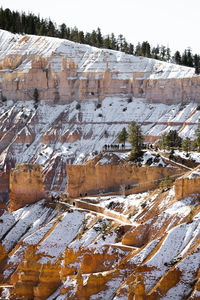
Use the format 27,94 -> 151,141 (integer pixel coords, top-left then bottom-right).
128,121 -> 143,150
129,147 -> 143,162
1,93 -> 7,102
128,121 -> 144,161
76,103 -> 81,110
182,137 -> 192,154
127,97 -> 132,103
194,54 -> 200,75
195,118 -> 200,151
159,175 -> 173,190
160,130 -> 182,150
96,103 -> 101,109
118,127 -> 128,145
141,41 -> 151,57
33,88 -> 39,103
1,7 -> 200,71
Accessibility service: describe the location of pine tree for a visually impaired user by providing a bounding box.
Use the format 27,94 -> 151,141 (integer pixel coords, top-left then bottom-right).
78,31 -> 85,44
186,48 -> 193,67
160,130 -> 182,150
141,41 -> 151,57
103,36 -> 111,49
166,47 -> 171,62
128,43 -> 134,55
59,23 -> 67,38
196,135 -> 200,152
182,137 -> 191,154
195,118 -> 200,151
118,127 -> 128,146
194,54 -> 200,74
174,51 -> 182,65
118,34 -> 125,51
90,30 -> 97,46
135,42 -> 142,56
71,27 -> 79,42
33,88 -> 39,103
160,45 -> 166,61
85,32 -> 91,45
152,45 -> 160,59
128,121 -> 143,161
96,27 -> 103,48
110,33 -> 117,50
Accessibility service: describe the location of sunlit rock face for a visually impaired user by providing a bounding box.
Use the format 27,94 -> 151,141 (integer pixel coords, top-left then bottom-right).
0,29 -> 197,104
9,163 -> 47,211
66,153 -> 183,198
175,166 -> 200,200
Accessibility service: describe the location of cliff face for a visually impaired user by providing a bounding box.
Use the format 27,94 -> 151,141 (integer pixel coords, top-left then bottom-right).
66,153 -> 184,198
9,163 -> 47,211
0,30 -> 197,105
175,166 -> 200,200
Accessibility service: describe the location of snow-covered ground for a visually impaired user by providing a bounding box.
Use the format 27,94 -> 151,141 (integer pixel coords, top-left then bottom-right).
0,98 -> 199,176
0,29 -> 195,79
173,150 -> 200,163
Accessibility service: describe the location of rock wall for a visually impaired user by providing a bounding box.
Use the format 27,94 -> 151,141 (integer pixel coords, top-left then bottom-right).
1,53 -> 200,105
9,163 -> 47,211
0,56 -> 132,103
175,166 -> 200,200
133,76 -> 200,104
175,177 -> 200,200
66,162 -> 183,198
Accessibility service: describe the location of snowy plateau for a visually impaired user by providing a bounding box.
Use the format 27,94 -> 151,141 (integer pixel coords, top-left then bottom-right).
0,30 -> 200,299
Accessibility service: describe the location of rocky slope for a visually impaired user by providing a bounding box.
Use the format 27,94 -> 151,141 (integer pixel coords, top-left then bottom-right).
1,94 -> 200,200
0,181 -> 200,299
0,30 -> 200,199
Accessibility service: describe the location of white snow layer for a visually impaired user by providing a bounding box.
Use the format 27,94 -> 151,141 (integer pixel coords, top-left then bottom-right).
0,29 -> 195,79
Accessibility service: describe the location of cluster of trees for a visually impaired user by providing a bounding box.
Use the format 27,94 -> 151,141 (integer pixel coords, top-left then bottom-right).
118,122 -> 143,161
1,7 -> 200,73
159,127 -> 200,154
119,120 -> 200,160
173,49 -> 200,75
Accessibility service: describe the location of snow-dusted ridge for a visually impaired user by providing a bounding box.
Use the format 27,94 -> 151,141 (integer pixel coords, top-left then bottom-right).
0,29 -> 195,79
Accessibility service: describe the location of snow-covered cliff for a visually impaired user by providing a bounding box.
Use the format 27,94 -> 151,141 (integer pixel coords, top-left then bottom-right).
0,29 -> 195,79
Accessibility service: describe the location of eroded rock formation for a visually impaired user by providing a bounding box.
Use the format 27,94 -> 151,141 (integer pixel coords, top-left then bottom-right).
0,29 -> 199,106
175,166 -> 200,200
66,153 -> 184,198
0,183 -> 200,299
9,163 -> 47,211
